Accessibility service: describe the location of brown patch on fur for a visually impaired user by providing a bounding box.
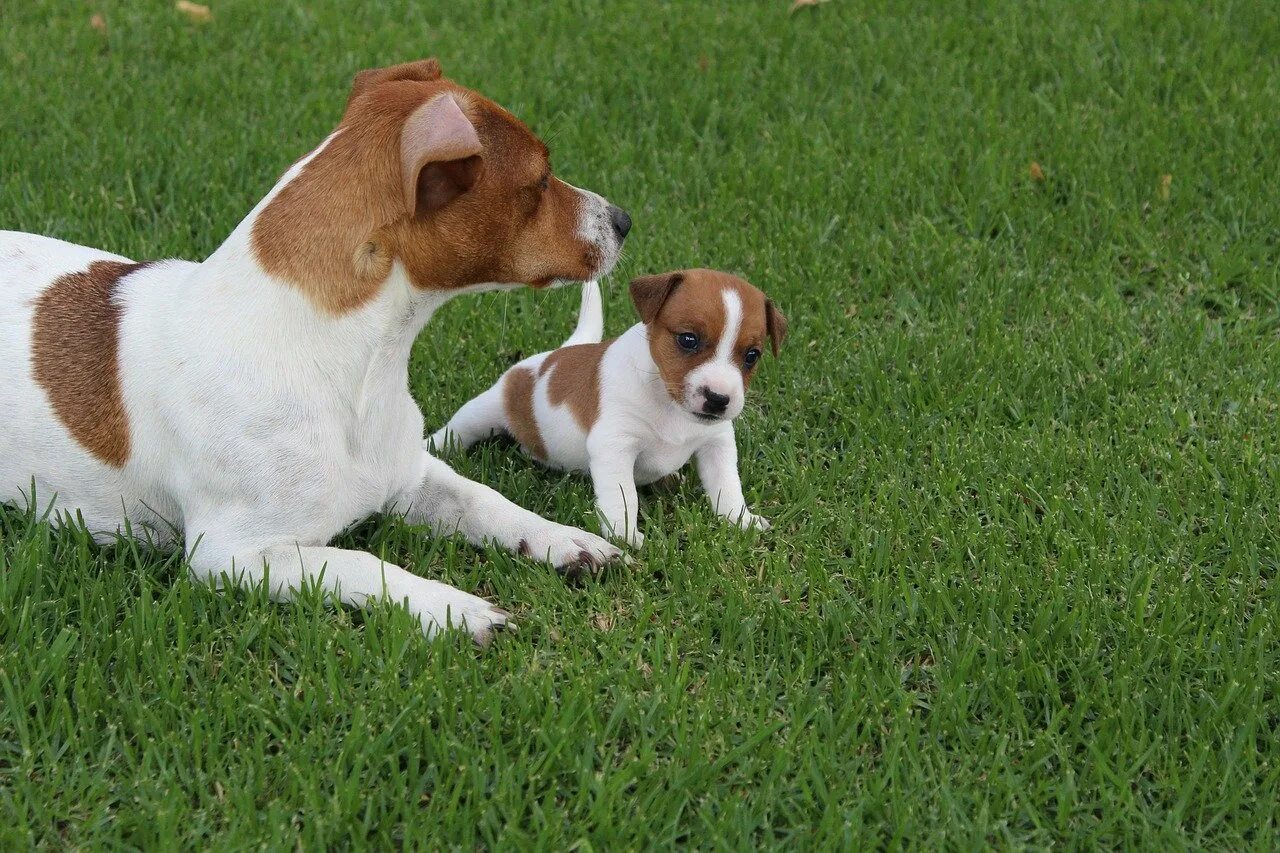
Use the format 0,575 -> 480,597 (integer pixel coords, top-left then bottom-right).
503,367 -> 546,459
633,268 -> 786,403
32,260 -> 150,467
251,58 -> 603,314
540,342 -> 608,432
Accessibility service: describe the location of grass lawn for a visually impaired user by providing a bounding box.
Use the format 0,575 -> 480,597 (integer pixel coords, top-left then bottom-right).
3,0 -> 1279,846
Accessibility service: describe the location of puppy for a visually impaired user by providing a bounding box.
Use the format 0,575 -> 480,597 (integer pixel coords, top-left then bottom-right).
431,269 -> 787,547
0,58 -> 633,643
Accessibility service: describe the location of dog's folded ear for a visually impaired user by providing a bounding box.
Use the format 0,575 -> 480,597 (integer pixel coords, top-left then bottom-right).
346,58 -> 444,110
400,93 -> 484,217
765,299 -> 788,357
630,272 -> 684,324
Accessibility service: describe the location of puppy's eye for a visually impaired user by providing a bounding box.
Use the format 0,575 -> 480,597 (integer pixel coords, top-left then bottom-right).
744,347 -> 762,367
538,172 -> 550,191
676,332 -> 700,352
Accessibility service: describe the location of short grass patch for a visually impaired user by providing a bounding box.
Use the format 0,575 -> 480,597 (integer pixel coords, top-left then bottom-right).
2,0 -> 1279,847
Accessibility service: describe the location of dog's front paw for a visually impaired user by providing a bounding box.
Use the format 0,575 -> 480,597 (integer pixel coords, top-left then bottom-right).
518,525 -> 622,579
619,528 -> 646,550
414,582 -> 513,647
736,511 -> 771,532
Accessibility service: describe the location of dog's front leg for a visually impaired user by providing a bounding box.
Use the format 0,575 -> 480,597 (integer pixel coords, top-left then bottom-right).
187,541 -> 509,644
588,451 -> 644,549
695,433 -> 771,531
395,449 -> 621,576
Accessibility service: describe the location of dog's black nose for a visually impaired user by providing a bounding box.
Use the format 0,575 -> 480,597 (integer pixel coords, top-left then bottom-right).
702,388 -> 730,415
608,205 -> 632,241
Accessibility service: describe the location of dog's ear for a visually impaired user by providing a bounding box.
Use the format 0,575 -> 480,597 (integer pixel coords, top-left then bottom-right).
765,299 -> 788,357
347,58 -> 444,109
629,272 -> 684,324
400,93 -> 484,216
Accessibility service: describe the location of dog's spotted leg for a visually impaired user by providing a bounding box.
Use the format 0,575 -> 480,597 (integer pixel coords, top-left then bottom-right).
395,449 -> 621,577
695,432 -> 770,531
588,446 -> 644,549
428,384 -> 507,454
187,541 -> 510,645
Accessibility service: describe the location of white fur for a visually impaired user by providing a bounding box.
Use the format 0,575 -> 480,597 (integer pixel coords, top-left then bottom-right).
430,283 -> 768,548
0,133 -> 626,644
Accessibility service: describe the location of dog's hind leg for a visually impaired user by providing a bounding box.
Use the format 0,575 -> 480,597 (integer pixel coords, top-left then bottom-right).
186,538 -> 510,644
428,384 -> 507,453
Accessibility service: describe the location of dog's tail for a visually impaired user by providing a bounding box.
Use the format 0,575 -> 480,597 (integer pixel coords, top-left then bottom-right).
561,280 -> 604,347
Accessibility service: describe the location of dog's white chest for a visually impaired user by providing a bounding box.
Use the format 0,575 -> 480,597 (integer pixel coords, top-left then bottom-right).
633,441 -> 698,486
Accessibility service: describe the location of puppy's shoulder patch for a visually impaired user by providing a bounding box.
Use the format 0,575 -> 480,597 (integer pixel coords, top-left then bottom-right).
540,341 -> 608,432
31,259 -> 150,468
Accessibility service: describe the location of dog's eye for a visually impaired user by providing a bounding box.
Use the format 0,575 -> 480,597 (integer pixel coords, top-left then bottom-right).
538,173 -> 550,191
675,332 -> 700,352
744,347 -> 762,368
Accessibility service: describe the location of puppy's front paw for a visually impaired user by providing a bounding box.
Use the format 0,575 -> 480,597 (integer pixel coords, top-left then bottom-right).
518,525 -> 622,579
736,511 -> 771,532
620,528 -> 646,550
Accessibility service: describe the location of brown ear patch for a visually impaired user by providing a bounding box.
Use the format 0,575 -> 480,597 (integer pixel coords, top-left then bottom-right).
503,366 -> 547,460
346,58 -> 443,111
629,272 -> 683,324
765,298 -> 788,357
541,342 -> 607,431
31,260 -> 149,468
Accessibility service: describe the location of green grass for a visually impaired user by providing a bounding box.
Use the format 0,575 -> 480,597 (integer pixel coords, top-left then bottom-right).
3,0 -> 1280,847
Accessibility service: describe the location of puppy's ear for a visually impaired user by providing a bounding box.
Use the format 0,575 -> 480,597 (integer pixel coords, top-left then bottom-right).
401,93 -> 484,216
630,272 -> 684,324
346,58 -> 444,110
765,299 -> 788,357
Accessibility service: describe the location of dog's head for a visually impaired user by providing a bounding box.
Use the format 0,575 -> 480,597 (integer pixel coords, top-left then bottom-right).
251,58 -> 630,313
630,269 -> 787,423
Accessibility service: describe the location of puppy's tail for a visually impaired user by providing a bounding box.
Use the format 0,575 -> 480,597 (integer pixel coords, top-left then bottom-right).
561,279 -> 604,347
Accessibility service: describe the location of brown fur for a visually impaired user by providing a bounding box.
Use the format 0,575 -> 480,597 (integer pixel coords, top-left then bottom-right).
31,260 -> 150,468
252,58 -> 601,314
503,367 -> 547,459
541,342 -> 607,431
631,269 -> 787,404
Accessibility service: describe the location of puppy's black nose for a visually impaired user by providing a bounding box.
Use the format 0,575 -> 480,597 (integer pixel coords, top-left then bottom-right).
607,205 -> 632,241
702,388 -> 730,415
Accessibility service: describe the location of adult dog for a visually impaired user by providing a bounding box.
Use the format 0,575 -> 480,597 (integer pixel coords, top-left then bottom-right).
0,59 -> 631,643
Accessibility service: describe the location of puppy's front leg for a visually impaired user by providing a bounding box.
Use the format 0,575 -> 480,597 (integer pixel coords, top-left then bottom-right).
695,432 -> 770,531
589,450 -> 644,548
396,449 -> 621,575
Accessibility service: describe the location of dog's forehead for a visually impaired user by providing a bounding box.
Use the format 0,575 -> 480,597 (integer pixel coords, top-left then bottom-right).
663,270 -> 767,335
466,93 -> 549,171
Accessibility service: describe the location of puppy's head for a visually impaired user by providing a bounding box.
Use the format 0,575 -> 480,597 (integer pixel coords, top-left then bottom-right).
630,269 -> 787,423
252,58 -> 630,312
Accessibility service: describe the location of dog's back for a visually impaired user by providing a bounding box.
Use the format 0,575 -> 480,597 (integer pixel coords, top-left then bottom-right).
0,233 -> 131,522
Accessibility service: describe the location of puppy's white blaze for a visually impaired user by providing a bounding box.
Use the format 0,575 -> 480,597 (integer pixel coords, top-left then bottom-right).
716,289 -> 744,363
683,288 -> 746,418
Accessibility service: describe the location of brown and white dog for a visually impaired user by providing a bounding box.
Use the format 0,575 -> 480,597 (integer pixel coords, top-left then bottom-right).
430,269 -> 787,547
0,58 -> 633,643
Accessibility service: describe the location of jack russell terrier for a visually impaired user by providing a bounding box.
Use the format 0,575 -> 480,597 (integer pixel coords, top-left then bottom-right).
0,58 -> 633,644
430,269 -> 787,547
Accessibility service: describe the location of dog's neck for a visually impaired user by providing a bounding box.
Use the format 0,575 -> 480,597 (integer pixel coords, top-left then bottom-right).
184,131 -> 456,408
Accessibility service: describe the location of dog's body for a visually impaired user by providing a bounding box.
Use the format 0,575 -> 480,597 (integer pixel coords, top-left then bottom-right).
430,269 -> 786,547
0,59 -> 633,643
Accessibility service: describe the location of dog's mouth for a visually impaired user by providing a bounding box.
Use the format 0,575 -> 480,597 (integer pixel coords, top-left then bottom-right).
693,412 -> 724,423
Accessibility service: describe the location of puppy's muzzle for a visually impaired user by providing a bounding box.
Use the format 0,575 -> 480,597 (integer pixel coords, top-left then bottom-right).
700,387 -> 730,416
